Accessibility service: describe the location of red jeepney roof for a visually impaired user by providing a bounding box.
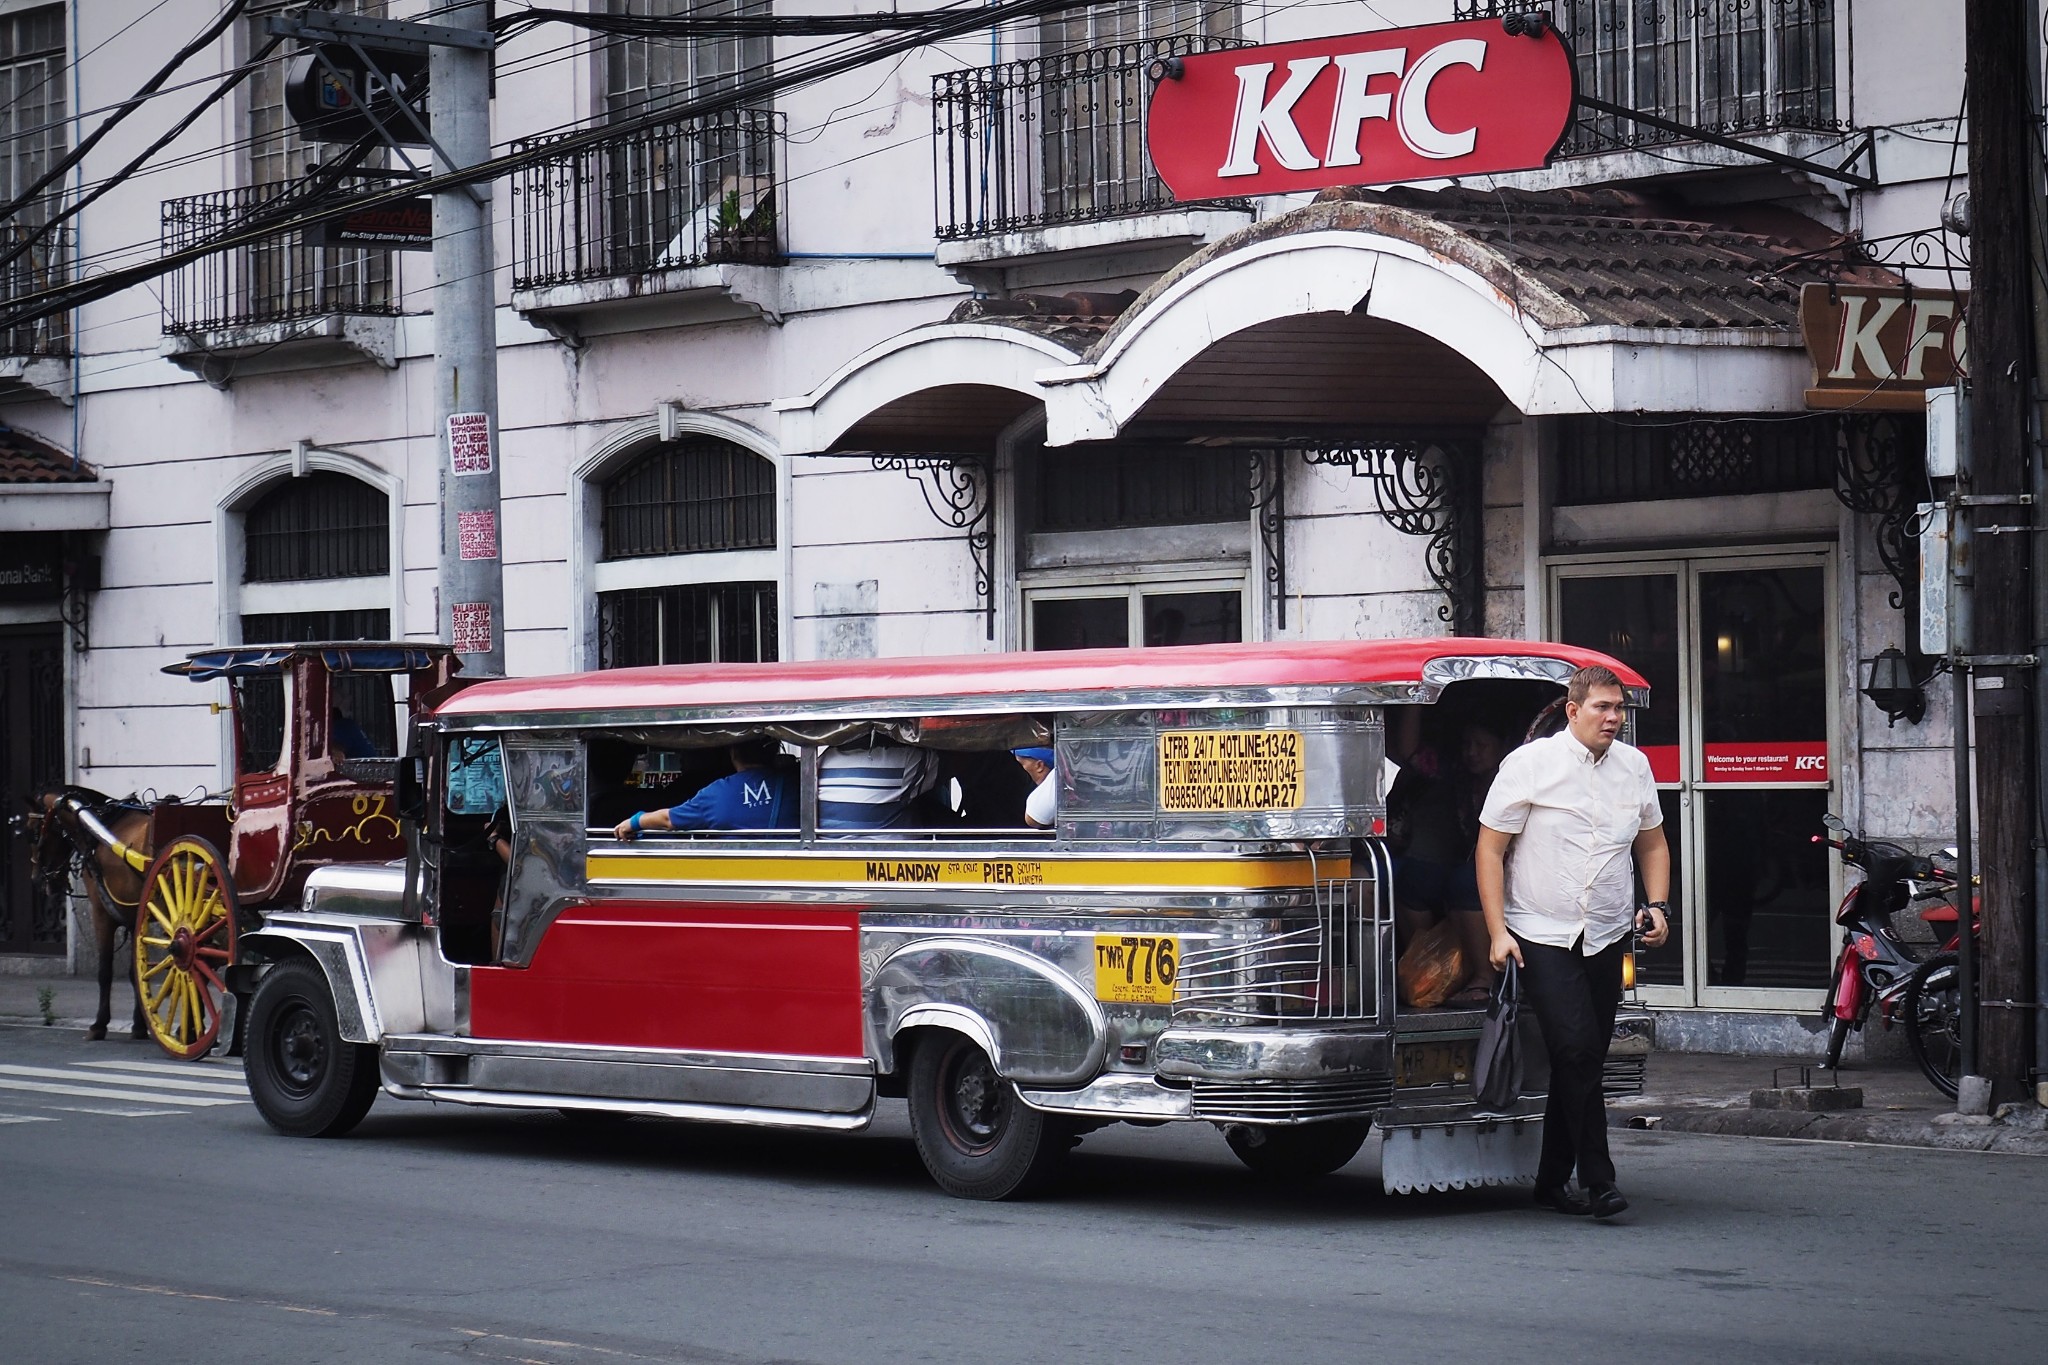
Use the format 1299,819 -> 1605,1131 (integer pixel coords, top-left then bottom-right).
435,638 -> 1645,724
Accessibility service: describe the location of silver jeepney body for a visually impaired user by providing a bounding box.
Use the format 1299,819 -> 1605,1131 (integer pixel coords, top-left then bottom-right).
240,647 -> 1655,1193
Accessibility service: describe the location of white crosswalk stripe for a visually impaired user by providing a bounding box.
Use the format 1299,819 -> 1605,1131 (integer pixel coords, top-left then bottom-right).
0,1061 -> 249,1117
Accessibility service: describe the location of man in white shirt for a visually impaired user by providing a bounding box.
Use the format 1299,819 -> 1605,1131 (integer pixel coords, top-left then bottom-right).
1013,747 -> 1056,828
1476,665 -> 1670,1220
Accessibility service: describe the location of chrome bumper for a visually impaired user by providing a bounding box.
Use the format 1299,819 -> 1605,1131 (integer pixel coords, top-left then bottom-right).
1152,1024 -> 1394,1082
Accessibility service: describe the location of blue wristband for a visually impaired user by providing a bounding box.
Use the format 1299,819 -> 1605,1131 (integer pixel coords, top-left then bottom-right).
629,811 -> 642,833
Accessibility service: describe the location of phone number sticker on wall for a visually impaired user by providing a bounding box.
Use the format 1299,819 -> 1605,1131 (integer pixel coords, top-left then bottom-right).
1157,729 -> 1306,812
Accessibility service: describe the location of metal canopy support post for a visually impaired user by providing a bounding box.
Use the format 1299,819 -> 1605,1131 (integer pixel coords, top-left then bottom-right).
1248,449 -> 1288,631
1300,435 -> 1483,636
429,0 -> 505,676
1574,94 -> 1877,191
871,455 -> 996,641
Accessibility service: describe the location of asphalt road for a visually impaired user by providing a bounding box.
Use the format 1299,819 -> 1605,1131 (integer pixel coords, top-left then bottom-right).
1,1020 -> 2041,1365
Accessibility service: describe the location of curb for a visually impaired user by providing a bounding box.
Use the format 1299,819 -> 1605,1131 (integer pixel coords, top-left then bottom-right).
1613,1103 -> 2048,1156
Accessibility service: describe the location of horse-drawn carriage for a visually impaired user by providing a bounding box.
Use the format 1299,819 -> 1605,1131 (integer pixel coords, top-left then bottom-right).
31,642 -> 457,1058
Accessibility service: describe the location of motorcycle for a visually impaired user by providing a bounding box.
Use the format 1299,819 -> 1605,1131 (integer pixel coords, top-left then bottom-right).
1815,815 -> 1962,1085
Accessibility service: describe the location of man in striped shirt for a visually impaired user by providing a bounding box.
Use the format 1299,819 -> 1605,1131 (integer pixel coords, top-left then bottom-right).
819,739 -> 940,829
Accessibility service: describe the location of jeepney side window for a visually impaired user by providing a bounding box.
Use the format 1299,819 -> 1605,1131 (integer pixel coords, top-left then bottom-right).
588,738 -> 721,829
435,736 -> 506,964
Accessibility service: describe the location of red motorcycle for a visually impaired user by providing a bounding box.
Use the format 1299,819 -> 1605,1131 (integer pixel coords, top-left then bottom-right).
1815,815 -> 1968,1091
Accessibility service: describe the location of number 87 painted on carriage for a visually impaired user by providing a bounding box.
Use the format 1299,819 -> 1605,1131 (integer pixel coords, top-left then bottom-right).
231,638 -> 1656,1199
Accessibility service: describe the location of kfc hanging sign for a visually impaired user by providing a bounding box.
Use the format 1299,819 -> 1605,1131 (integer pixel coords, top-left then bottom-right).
1146,19 -> 1577,201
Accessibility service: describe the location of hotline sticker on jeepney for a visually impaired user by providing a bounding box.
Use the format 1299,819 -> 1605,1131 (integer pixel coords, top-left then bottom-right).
1093,934 -> 1179,1005
1157,730 -> 1306,812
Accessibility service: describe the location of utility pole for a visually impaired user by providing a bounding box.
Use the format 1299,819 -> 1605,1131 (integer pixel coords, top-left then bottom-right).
431,0 -> 505,677
1961,0 -> 2037,1104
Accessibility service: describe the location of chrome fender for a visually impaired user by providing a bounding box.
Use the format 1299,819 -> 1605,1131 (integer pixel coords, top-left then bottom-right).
238,914 -> 431,1044
866,938 -> 1108,1087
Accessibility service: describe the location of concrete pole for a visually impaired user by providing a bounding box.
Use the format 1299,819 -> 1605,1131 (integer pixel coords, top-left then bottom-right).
430,0 -> 505,677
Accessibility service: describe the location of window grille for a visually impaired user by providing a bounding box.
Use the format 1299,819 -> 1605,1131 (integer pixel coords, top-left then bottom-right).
1027,443 -> 1250,533
243,473 -> 390,582
0,6 -> 69,358
600,438 -> 775,560
238,608 -> 394,771
598,582 -> 778,669
1555,415 -> 1847,505
1547,0 -> 1839,153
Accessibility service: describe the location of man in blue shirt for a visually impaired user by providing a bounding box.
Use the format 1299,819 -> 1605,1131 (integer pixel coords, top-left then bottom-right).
612,741 -> 795,836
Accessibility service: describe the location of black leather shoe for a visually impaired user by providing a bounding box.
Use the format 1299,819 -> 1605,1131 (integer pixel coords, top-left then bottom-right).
1533,1184 -> 1592,1215
1587,1183 -> 1630,1219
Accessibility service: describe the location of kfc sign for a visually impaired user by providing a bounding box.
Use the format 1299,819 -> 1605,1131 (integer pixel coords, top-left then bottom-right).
1146,19 -> 1577,201
1799,283 -> 1969,412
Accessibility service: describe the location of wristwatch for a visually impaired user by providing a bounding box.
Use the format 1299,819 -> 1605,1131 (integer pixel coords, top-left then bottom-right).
1643,900 -> 1669,912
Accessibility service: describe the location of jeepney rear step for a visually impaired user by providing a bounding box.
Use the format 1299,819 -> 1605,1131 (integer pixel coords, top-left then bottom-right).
1377,1113 -> 1540,1195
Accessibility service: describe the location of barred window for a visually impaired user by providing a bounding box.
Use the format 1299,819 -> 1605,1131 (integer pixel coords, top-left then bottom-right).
0,6 -> 67,356
598,582 -> 777,669
244,473 -> 391,582
1028,444 -> 1250,533
1039,0 -> 1233,52
600,438 -> 775,560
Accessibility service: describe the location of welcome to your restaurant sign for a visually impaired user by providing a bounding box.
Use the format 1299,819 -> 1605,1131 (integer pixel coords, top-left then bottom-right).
1145,17 -> 1577,198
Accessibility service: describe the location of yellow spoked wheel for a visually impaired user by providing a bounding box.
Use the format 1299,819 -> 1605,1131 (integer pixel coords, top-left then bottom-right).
136,836 -> 240,1061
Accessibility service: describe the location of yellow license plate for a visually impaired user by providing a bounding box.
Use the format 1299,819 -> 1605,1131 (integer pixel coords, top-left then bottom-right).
1093,934 -> 1179,1005
1396,1039 -> 1476,1088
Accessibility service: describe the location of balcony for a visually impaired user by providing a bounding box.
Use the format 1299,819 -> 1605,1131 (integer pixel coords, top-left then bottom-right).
931,36 -> 1254,285
159,178 -> 399,385
0,223 -> 72,403
509,108 -> 785,338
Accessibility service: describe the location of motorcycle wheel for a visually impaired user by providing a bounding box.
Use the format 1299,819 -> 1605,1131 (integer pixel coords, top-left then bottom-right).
1902,953 -> 1962,1101
1824,1014 -> 1853,1070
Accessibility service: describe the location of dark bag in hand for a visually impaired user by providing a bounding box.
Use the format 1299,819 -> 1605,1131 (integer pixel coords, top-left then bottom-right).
1471,956 -> 1524,1113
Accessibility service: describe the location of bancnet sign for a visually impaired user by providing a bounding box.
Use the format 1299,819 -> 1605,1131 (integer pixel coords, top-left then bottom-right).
1146,20 -> 1575,200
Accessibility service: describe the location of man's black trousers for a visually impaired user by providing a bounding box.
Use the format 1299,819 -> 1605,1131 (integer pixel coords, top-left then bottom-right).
1516,934 -> 1626,1190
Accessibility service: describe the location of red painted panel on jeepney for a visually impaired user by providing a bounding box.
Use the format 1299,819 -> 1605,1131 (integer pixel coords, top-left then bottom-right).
467,902 -> 864,1056
434,639 -> 1650,718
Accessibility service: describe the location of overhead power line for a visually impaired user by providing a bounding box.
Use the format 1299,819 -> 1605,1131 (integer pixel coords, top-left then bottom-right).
0,0 -> 1110,334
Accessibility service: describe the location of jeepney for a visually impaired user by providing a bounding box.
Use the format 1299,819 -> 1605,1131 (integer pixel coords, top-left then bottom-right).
234,638 -> 1654,1199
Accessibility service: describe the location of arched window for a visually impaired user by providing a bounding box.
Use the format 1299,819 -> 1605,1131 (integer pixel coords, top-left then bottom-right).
237,472 -> 394,768
594,436 -> 778,669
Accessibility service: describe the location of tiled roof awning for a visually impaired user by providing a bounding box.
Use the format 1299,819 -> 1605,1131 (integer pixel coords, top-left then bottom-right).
0,426 -> 108,533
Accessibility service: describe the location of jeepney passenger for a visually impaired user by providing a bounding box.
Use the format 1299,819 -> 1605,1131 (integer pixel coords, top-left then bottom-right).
819,738 -> 939,829
1012,747 -> 1056,829
611,740 -> 796,837
1387,707 -> 1507,1004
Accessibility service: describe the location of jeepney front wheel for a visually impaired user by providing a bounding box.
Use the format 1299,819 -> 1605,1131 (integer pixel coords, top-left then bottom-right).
1224,1120 -> 1370,1179
906,1032 -> 1067,1200
245,960 -> 380,1138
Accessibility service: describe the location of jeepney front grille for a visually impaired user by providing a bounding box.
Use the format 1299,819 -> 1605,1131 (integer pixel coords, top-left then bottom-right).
1172,871 -> 1393,1025
1189,1074 -> 1396,1123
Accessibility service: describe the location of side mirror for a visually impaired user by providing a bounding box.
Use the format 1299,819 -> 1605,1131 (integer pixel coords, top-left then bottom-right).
394,755 -> 429,824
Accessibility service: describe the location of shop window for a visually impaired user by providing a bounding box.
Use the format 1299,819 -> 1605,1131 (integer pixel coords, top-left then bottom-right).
601,437 -> 776,560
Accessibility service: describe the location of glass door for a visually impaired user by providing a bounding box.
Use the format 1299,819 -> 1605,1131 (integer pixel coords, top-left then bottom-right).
1553,550 -> 1836,1009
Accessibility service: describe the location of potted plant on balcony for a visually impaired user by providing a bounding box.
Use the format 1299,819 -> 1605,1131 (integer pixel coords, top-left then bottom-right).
705,176 -> 777,264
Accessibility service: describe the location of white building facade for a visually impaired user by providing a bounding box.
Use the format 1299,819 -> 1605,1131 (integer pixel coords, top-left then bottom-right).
0,0 -> 1982,1052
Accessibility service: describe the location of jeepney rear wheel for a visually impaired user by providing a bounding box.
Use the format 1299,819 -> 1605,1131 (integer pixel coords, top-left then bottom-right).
907,1032 -> 1066,1200
135,836 -> 239,1061
1224,1120 -> 1370,1179
244,960 -> 380,1138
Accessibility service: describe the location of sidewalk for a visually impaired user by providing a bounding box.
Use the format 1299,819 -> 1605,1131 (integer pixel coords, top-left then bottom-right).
6,971 -> 2045,1153
1610,1049 -> 2048,1156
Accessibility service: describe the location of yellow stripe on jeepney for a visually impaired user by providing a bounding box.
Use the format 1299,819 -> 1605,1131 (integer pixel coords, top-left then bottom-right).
587,850 -> 1347,892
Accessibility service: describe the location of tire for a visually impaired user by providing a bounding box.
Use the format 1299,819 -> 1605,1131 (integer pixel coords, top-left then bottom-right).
1225,1120 -> 1370,1179
1903,954 -> 1962,1101
1824,1014 -> 1853,1071
245,960 -> 380,1138
906,1033 -> 1066,1200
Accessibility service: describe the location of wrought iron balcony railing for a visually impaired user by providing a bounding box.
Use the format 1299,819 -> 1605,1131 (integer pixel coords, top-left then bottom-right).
1459,0 -> 1842,155
510,107 -> 784,292
933,34 -> 1250,243
160,178 -> 396,335
1,222 -> 71,358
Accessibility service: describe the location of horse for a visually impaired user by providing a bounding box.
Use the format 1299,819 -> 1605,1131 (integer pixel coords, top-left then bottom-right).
26,784 -> 152,1041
